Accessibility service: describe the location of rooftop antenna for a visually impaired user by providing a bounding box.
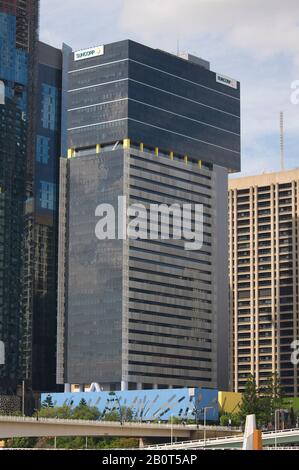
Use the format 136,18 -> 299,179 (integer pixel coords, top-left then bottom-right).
177,36 -> 180,56
280,111 -> 285,171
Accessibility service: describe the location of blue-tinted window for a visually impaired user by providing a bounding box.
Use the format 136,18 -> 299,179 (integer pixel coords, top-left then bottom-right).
39,181 -> 56,210
36,135 -> 50,164
41,84 -> 59,130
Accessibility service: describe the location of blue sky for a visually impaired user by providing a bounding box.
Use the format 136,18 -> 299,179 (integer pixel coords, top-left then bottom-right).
40,0 -> 299,177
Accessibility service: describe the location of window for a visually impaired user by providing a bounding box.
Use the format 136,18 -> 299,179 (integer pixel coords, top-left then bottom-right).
41,84 -> 59,130
36,135 -> 50,164
0,80 -> 4,105
39,181 -> 56,210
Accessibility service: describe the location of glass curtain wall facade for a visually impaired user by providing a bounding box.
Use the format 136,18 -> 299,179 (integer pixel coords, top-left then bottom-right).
22,41 -> 62,392
58,40 -> 240,391
0,0 -> 39,394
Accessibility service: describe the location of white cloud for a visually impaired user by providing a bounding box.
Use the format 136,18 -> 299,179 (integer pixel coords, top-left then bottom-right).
39,0 -> 299,176
119,0 -> 299,61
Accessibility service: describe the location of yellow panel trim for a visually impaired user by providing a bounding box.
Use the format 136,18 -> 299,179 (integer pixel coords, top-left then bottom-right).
140,143 -> 144,152
68,148 -> 74,159
184,155 -> 188,165
123,139 -> 131,149
198,160 -> 202,169
96,144 -> 101,154
155,147 -> 159,156
170,152 -> 174,160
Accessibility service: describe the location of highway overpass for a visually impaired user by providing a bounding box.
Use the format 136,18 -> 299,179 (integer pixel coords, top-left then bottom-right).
146,427 -> 299,449
0,416 -> 240,441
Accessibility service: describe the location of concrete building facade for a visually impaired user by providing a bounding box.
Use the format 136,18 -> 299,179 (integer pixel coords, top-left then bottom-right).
229,169 -> 299,396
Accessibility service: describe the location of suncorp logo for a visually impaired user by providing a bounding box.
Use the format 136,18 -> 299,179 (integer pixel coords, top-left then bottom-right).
74,45 -> 104,61
216,73 -> 237,89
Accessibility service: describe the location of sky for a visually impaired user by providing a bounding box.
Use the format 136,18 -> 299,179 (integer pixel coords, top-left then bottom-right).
40,0 -> 299,177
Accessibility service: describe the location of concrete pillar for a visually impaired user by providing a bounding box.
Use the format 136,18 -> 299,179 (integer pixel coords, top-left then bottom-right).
64,383 -> 71,393
79,384 -> 84,393
137,383 -> 142,390
121,381 -> 128,391
153,384 -> 158,390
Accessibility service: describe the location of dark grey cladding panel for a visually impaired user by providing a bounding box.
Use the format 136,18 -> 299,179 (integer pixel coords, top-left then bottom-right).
68,119 -> 128,149
38,41 -> 62,69
66,150 -> 124,384
68,60 -> 129,92
128,120 -> 240,172
67,39 -> 240,172
68,100 -> 128,129
128,40 -> 240,98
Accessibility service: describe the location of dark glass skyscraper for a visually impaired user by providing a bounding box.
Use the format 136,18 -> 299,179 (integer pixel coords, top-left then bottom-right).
21,41 -> 62,393
0,0 -> 39,394
58,40 -> 240,392
0,2 -> 62,397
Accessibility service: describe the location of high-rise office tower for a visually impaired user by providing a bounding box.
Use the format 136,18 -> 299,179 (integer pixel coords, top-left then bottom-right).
229,169 -> 299,396
21,41 -> 62,393
57,40 -> 240,391
0,0 -> 39,394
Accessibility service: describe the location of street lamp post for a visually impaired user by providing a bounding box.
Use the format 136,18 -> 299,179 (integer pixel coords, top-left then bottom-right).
170,415 -> 173,445
274,408 -> 286,449
275,409 -> 279,449
202,407 -> 213,448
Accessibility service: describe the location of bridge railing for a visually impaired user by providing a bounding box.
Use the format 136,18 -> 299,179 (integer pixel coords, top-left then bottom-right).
146,427 -> 299,449
0,416 -> 240,432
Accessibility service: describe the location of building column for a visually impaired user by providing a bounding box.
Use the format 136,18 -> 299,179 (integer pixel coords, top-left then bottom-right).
121,380 -> 128,391
64,383 -> 71,393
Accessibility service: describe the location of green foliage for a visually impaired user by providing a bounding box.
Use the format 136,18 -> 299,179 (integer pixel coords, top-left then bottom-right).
167,416 -> 183,424
72,403 -> 100,421
41,394 -> 54,408
102,406 -> 133,422
238,374 -> 261,425
259,372 -> 284,425
78,398 -> 88,407
5,437 -> 38,449
238,373 -> 285,428
37,404 -> 73,420
0,410 -> 22,417
219,413 -> 241,427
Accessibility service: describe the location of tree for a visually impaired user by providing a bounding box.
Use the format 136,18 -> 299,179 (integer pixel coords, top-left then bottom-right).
78,398 -> 88,408
41,394 -> 54,408
260,373 -> 284,425
220,413 -> 241,427
6,437 -> 37,449
168,416 -> 182,424
37,404 -> 72,420
102,406 -> 133,423
72,403 -> 100,421
238,375 -> 262,426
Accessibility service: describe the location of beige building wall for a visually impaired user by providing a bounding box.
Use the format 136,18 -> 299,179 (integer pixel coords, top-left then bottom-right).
229,169 -> 299,396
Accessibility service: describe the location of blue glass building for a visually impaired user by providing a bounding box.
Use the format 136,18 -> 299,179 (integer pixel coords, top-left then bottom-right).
21,41 -> 63,393
0,0 -> 39,394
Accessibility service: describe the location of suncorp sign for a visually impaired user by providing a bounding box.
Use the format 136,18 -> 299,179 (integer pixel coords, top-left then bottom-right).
216,73 -> 237,89
74,45 -> 104,61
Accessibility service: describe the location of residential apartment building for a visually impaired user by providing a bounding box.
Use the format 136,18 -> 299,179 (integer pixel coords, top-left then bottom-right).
229,169 -> 299,396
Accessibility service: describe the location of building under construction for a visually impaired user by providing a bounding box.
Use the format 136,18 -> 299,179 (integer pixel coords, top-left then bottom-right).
0,1 -> 62,399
